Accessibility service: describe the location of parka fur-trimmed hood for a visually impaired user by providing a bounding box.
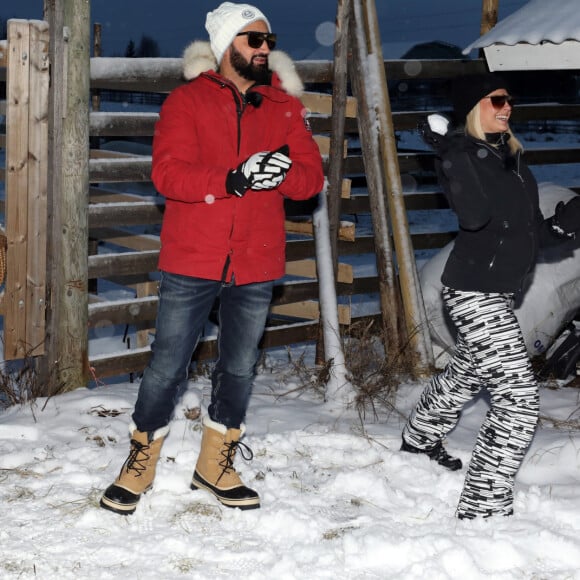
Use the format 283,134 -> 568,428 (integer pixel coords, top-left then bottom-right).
182,41 -> 304,97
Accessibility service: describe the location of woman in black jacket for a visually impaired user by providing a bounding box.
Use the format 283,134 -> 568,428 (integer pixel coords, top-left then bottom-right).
400,73 -> 580,519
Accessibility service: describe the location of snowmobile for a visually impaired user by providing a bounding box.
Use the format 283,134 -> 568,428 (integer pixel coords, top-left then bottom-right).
420,182 -> 580,380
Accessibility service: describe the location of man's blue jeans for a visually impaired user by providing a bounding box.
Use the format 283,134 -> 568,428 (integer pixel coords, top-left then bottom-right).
132,271 -> 274,432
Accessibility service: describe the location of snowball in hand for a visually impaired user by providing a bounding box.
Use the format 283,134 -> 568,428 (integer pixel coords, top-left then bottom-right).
427,114 -> 449,136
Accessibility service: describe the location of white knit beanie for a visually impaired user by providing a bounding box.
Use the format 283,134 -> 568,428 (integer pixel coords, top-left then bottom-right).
205,2 -> 271,64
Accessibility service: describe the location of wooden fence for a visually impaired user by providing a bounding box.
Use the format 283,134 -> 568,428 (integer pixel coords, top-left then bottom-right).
85,59 -> 580,380
0,21 -> 49,361
1,15 -> 580,386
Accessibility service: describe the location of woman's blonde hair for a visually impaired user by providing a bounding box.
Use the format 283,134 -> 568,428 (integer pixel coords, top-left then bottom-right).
465,101 -> 523,155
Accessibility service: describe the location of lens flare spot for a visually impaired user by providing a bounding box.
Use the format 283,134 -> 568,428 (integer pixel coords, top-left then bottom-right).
401,174 -> 418,192
315,21 -> 337,47
403,61 -> 423,77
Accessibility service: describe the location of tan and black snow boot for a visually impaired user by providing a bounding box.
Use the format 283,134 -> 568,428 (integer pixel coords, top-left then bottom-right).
191,416 -> 260,510
100,422 -> 169,515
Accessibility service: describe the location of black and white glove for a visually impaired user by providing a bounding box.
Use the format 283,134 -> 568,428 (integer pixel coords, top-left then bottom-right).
226,145 -> 292,198
551,196 -> 580,239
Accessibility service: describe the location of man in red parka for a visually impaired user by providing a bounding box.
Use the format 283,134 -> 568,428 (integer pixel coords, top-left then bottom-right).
100,2 -> 324,515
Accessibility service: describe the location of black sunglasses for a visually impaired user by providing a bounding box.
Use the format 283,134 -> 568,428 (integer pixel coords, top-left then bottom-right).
236,31 -> 277,50
485,95 -> 516,109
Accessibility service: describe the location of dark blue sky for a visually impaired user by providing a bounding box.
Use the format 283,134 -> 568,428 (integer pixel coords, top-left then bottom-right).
2,0 -> 529,59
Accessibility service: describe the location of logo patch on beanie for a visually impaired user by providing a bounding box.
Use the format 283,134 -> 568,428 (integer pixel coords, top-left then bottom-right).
242,9 -> 255,19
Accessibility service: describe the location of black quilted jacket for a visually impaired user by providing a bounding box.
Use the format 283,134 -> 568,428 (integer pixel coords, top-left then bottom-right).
422,123 -> 561,294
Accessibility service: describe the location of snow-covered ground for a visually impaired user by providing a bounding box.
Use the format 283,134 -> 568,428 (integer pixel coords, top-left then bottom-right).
2,107 -> 580,579
0,349 -> 580,579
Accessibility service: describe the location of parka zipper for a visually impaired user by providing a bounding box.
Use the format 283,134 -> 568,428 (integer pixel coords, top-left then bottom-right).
203,73 -> 247,154
202,74 -> 250,282
488,238 -> 503,269
478,142 -> 531,273
478,141 -> 524,182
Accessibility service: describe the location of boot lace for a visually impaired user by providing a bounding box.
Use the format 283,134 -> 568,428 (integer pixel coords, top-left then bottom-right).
122,439 -> 151,478
216,440 -> 254,485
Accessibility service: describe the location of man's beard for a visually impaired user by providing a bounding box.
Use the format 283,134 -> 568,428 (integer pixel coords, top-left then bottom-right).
229,44 -> 271,85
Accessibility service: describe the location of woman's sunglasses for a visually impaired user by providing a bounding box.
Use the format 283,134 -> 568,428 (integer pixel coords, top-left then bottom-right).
485,95 -> 516,109
236,31 -> 277,50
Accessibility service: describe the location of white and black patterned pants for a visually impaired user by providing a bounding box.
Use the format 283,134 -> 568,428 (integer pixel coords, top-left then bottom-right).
403,287 -> 539,518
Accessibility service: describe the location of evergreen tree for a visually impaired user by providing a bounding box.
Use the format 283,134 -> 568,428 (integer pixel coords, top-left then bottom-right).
125,39 -> 136,58
137,35 -> 160,58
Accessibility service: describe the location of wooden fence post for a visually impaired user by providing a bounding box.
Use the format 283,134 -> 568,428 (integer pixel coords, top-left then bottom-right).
41,0 -> 91,392
480,0 -> 499,36
5,21 -> 31,360
26,21 -> 50,356
4,20 -> 49,360
348,1 -> 402,358
353,0 -> 434,373
326,0 -> 351,265
479,0 -> 499,59
315,0 -> 351,365
91,22 -> 101,112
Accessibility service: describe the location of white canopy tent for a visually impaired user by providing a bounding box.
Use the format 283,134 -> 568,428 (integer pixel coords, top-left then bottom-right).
463,0 -> 580,70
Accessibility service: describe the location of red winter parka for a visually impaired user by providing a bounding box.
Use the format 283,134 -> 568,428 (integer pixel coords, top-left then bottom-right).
151,42 -> 324,285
